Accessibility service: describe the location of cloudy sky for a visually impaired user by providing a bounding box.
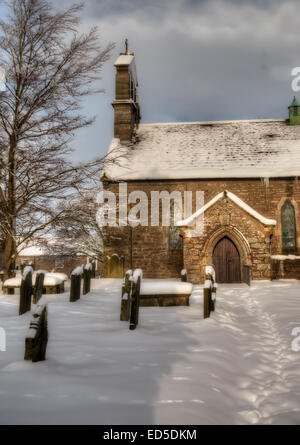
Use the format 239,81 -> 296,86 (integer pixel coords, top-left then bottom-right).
1,0 -> 300,161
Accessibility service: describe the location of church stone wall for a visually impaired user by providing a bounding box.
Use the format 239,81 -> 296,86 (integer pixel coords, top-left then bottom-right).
103,178 -> 300,283
104,225 -> 183,279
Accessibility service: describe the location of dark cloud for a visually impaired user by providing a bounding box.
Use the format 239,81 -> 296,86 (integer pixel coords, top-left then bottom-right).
85,0 -> 168,18
57,0 -> 170,21
80,0 -> 284,19
82,0 -> 228,21
16,1 -> 300,160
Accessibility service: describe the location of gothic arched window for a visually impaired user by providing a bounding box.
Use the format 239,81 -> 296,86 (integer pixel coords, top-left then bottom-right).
281,200 -> 296,253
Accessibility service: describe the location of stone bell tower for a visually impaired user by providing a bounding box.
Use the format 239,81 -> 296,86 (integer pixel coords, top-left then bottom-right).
112,39 -> 140,142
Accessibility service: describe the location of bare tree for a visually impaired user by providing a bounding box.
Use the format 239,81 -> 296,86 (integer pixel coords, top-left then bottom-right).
0,0 -> 114,279
40,188 -> 104,262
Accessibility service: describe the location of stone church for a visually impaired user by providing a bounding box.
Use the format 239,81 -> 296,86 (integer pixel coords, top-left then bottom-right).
102,48 -> 300,284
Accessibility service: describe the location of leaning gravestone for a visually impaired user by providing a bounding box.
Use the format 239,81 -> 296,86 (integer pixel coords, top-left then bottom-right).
19,266 -> 33,316
33,271 -> 45,304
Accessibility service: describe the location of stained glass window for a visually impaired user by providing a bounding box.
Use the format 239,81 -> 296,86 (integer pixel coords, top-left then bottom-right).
281,200 -> 296,253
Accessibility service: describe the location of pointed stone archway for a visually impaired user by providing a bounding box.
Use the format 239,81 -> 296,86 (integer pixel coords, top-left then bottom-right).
178,191 -> 276,283
203,226 -> 252,283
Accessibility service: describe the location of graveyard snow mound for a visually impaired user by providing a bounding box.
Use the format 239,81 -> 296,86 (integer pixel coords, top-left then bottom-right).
0,279 -> 300,425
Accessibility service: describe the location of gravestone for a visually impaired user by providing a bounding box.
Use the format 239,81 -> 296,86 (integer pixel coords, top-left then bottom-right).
24,304 -> 48,362
70,267 -> 82,302
83,265 -> 92,295
120,270 -> 132,321
33,271 -> 45,304
105,254 -> 124,278
129,272 -> 142,330
19,267 -> 33,315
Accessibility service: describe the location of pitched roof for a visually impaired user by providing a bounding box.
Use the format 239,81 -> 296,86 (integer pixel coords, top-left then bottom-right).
103,119 -> 300,180
176,190 -> 277,227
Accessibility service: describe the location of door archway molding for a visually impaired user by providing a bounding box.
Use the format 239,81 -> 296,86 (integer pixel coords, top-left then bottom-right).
204,226 -> 252,269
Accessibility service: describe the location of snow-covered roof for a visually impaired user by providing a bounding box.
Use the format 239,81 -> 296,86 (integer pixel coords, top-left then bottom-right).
17,237 -> 89,257
18,245 -> 46,256
103,119 -> 300,180
176,190 -> 277,227
114,54 -> 135,66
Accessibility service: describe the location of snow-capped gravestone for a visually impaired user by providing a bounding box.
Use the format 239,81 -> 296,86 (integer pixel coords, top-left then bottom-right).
21,260 -> 34,274
19,266 -> 33,316
24,304 -> 48,362
203,265 -> 217,319
90,259 -> 96,278
70,266 -> 83,302
129,269 -> 143,330
205,265 -> 216,283
181,269 -> 187,282
120,270 -> 133,321
83,264 -> 92,295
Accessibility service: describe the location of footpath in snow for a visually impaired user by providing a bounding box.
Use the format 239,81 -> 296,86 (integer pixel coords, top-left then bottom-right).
0,279 -> 300,425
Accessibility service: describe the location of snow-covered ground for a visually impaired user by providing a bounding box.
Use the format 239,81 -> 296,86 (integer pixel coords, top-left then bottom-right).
0,279 -> 300,425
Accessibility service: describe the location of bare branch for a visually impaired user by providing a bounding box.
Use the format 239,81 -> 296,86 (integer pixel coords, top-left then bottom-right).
0,0 -> 115,278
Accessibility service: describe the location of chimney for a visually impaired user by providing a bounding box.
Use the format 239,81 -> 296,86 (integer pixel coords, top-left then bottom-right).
112,40 -> 140,142
288,96 -> 300,125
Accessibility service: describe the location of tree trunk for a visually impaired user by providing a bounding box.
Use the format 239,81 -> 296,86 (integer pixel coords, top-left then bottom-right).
2,234 -> 16,281
2,134 -> 17,282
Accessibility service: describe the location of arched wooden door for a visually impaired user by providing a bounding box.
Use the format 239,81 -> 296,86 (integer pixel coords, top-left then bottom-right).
213,236 -> 241,283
